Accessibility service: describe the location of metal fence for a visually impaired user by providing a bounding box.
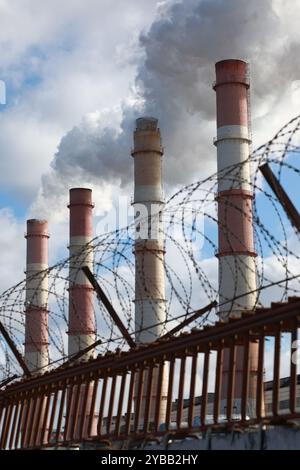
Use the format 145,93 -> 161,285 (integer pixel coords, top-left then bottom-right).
1,297 -> 299,449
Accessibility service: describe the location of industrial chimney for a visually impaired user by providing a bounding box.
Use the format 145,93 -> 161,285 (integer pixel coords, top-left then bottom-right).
68,188 -> 95,360
214,59 -> 257,317
132,117 -> 168,424
213,59 -> 260,417
24,219 -> 49,373
132,117 -> 167,342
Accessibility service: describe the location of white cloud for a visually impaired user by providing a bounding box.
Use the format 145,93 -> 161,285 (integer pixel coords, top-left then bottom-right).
0,0 -> 159,203
2,0 -> 300,219
0,111 -> 60,202
28,0 -> 300,219
0,208 -> 25,289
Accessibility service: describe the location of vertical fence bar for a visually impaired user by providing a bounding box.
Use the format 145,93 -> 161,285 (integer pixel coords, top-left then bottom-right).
97,375 -> 108,436
165,357 -> 175,431
227,341 -> 236,422
256,334 -> 265,419
6,403 -> 17,449
154,361 -> 164,433
31,394 -> 45,448
69,382 -> 82,441
241,334 -> 250,422
8,401 -> 20,449
56,388 -> 66,444
214,345 -> 223,424
87,377 -> 98,437
25,394 -> 38,448
201,350 -> 210,426
78,381 -> 91,441
64,384 -> 75,442
0,402 -> 12,449
14,395 -> 26,449
0,401 -> 4,432
133,368 -> 144,433
115,372 -> 127,437
290,318 -> 298,414
143,365 -> 154,434
7,404 -> 17,449
188,352 -> 198,429
273,325 -> 281,417
106,375 -> 117,435
177,356 -> 186,429
48,389 -> 59,444
20,395 -> 31,449
39,391 -> 51,447
4,403 -> 14,450
124,369 -> 135,436
0,404 -> 8,448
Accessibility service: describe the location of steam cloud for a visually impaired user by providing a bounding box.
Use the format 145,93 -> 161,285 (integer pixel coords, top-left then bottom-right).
32,0 -> 300,218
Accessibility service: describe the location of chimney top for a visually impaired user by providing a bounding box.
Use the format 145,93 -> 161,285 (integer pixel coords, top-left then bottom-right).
69,187 -> 94,207
70,187 -> 92,193
26,219 -> 49,238
136,117 -> 158,131
214,59 -> 249,90
215,58 -> 248,67
27,219 -> 47,224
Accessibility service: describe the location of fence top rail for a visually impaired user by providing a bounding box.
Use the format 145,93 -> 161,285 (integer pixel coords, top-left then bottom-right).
1,297 -> 300,399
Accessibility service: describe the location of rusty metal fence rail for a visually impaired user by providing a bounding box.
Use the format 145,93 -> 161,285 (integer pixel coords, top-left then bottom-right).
0,297 -> 300,449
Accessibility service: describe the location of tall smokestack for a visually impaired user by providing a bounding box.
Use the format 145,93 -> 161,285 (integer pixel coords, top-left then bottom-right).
24,219 -> 49,373
132,117 -> 167,342
68,188 -> 95,360
214,59 -> 257,317
213,59 -> 260,417
132,117 -> 168,424
65,189 -> 96,440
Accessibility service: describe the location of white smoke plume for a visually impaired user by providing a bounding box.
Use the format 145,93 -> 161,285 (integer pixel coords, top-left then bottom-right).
32,0 -> 300,219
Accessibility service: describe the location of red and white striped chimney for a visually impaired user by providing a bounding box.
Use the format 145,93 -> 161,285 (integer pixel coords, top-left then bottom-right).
68,188 -> 95,360
214,59 -> 257,319
214,59 -> 260,417
24,219 -> 49,373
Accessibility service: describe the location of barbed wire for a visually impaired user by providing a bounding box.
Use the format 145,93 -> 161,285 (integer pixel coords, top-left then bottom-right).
0,115 -> 299,382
